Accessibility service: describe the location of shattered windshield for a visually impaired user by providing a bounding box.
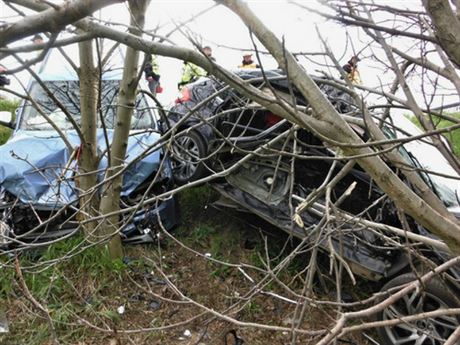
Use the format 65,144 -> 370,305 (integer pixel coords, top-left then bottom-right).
20,80 -> 155,130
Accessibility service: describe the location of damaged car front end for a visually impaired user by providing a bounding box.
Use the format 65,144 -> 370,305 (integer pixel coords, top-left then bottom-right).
0,72 -> 178,249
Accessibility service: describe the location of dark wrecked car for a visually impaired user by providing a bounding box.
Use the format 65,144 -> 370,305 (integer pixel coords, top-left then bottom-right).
166,69 -> 460,345
0,69 -> 177,247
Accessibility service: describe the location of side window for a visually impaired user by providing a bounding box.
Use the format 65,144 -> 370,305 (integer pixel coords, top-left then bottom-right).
131,93 -> 155,130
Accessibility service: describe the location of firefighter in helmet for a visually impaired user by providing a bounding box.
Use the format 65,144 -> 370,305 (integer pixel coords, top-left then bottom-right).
238,52 -> 260,69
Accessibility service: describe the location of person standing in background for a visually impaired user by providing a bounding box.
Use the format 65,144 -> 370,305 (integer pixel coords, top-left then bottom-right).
342,55 -> 361,84
143,54 -> 162,96
238,52 -> 259,69
178,46 -> 215,88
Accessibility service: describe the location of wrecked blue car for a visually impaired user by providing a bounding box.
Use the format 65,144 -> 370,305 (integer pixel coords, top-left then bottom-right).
0,70 -> 177,247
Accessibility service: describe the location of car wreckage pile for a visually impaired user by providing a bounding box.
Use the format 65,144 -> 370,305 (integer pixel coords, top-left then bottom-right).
1,68 -> 459,345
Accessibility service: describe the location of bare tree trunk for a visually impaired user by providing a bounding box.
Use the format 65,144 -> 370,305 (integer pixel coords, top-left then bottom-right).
78,39 -> 100,237
457,0 -> 460,20
424,0 -> 460,68
98,0 -> 150,259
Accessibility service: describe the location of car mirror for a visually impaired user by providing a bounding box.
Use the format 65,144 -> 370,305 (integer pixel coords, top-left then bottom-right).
0,111 -> 13,129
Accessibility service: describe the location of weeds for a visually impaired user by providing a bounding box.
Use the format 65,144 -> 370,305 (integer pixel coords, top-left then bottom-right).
0,236 -> 129,344
0,99 -> 19,145
409,112 -> 460,157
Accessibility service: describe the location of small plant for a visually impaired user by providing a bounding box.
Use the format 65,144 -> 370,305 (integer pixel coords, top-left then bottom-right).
0,98 -> 19,145
190,223 -> 216,245
244,300 -> 261,317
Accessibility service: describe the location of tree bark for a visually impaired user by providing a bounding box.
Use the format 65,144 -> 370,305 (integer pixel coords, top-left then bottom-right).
424,0 -> 460,68
98,0 -> 151,259
78,39 -> 99,237
0,0 -> 125,47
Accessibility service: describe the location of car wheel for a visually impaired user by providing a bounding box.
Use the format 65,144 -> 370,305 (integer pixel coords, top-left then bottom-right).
171,130 -> 207,185
376,273 -> 459,345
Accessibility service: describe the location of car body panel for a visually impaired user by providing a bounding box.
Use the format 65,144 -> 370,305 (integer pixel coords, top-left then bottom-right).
0,129 -> 162,208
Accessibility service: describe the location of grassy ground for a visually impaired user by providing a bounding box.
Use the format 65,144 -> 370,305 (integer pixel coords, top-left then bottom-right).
433,112 -> 460,156
0,186 -> 373,345
0,99 -> 18,145
409,112 -> 460,157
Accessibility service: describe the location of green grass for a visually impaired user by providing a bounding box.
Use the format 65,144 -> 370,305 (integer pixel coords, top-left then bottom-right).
434,113 -> 460,157
0,125 -> 12,144
0,98 -> 19,145
409,112 -> 460,157
0,236 -> 127,344
0,236 -> 125,300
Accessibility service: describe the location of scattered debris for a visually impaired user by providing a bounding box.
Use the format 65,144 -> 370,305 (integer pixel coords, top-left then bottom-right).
122,257 -> 134,265
0,311 -> 8,333
183,329 -> 192,338
224,330 -> 244,345
117,305 -> 125,315
129,294 -> 145,302
143,271 -> 167,285
148,300 -> 161,310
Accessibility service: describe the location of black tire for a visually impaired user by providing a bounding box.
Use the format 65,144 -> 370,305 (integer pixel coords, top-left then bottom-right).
376,273 -> 459,345
170,130 -> 207,185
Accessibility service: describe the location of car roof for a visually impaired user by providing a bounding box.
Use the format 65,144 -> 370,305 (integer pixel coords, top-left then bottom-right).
36,67 -> 124,82
233,69 -> 285,80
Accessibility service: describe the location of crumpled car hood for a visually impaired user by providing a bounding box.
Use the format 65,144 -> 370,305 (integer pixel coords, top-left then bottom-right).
0,129 -> 162,207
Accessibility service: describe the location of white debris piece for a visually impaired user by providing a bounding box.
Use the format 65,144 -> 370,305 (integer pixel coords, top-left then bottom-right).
204,253 -> 212,258
183,329 -> 192,338
117,305 -> 125,315
0,311 -> 8,333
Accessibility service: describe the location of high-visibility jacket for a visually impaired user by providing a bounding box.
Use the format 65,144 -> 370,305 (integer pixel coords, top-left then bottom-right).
342,63 -> 361,84
144,55 -> 160,80
238,62 -> 259,69
179,62 -> 207,86
348,68 -> 361,84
